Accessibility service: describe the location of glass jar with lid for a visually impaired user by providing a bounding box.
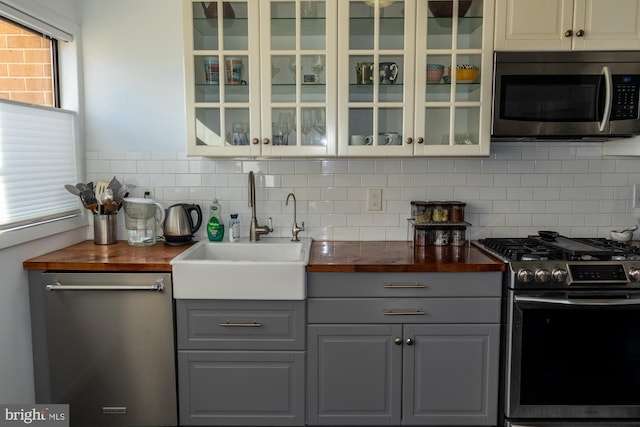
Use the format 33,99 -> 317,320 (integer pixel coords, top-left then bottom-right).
448,201 -> 466,223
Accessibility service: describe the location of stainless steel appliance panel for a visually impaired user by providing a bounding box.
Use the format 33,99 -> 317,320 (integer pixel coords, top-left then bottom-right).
505,289 -> 640,420
30,271 -> 177,427
492,51 -> 640,140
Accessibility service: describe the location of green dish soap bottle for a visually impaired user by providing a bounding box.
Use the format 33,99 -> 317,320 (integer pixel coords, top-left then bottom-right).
207,198 -> 225,242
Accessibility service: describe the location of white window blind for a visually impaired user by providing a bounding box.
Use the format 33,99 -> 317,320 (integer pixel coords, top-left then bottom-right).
0,100 -> 79,230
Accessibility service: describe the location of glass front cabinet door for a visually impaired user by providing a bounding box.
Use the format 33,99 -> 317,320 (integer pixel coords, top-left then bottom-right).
338,0 -> 493,157
184,0 -> 337,157
185,0 -> 493,157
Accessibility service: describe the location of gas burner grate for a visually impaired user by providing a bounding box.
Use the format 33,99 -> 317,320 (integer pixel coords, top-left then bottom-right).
477,236 -> 640,262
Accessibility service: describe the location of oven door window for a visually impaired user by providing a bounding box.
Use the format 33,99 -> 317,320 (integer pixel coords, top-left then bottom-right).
519,304 -> 640,406
500,75 -> 605,122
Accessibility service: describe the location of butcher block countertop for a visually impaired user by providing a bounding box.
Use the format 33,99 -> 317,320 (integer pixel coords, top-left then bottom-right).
307,241 -> 504,273
22,240 -> 192,272
23,239 -> 505,273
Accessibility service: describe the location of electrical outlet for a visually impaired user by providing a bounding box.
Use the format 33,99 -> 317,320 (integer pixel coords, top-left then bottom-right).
635,184 -> 640,208
367,188 -> 382,211
130,186 -> 153,200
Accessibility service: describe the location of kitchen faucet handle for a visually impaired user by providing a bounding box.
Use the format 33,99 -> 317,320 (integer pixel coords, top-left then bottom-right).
267,217 -> 273,232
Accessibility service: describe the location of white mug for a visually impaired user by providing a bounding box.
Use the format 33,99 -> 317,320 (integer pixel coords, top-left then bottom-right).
384,132 -> 402,145
350,134 -> 367,145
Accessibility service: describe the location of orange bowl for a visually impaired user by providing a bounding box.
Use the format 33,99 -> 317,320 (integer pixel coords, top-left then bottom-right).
447,66 -> 480,83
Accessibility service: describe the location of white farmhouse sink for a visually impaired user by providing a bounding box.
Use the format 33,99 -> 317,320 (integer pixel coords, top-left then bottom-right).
170,238 -> 311,300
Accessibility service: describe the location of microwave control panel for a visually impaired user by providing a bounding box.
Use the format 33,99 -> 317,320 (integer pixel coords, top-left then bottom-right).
612,75 -> 640,120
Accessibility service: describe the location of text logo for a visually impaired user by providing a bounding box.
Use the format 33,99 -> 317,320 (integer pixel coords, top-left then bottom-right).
0,405 -> 68,426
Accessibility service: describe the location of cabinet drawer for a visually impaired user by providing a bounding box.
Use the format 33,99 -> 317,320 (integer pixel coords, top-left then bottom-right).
177,300 -> 305,350
307,298 -> 500,324
307,272 -> 502,298
178,350 -> 305,426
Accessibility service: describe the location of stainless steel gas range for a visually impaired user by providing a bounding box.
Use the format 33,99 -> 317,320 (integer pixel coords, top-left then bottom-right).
475,231 -> 640,427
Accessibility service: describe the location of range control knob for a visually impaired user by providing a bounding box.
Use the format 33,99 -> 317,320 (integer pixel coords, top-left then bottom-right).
629,268 -> 640,282
552,268 -> 568,283
535,268 -> 551,283
517,268 -> 534,283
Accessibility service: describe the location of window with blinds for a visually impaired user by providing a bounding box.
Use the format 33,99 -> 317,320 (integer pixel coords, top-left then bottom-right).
0,4 -> 81,242
0,100 -> 78,230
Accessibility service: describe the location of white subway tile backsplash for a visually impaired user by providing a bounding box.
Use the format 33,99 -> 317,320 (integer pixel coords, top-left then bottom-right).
508,160 -> 535,174
533,160 -> 563,174
533,187 -> 561,201
480,187 -> 507,200
521,146 -> 549,160
465,174 -> 494,187
560,187 -> 587,200
558,213 -> 585,226
426,159 -> 455,172
308,174 -> 334,187
507,187 -> 533,200
388,174 -> 414,187
521,174 -> 548,187
601,173 -> 629,187
87,140 -> 640,241
492,201 -> 519,213
494,174 -> 521,187
546,200 -> 573,213
321,187 -> 348,201
505,213 -> 532,226
572,201 -> 600,213
163,160 -> 189,174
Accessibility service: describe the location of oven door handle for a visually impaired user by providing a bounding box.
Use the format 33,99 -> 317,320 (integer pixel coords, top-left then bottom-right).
515,295 -> 640,306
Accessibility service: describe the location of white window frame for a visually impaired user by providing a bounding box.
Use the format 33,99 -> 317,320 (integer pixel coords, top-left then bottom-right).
0,1 -> 86,250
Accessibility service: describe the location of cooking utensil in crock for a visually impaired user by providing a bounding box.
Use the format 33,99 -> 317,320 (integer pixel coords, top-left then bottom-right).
64,184 -> 80,196
95,180 -> 109,205
79,189 -> 98,212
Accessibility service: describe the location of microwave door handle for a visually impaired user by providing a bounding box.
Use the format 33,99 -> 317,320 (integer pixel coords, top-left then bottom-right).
515,295 -> 640,306
598,66 -> 613,132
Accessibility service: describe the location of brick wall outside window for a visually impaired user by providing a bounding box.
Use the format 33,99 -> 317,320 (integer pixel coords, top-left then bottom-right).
0,19 -> 53,107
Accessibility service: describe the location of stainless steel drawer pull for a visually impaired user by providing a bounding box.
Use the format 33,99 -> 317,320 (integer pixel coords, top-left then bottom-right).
219,322 -> 263,327
45,281 -> 164,292
383,310 -> 426,316
383,284 -> 427,289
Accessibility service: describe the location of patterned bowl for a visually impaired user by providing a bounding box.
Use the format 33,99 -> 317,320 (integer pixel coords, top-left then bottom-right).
426,64 -> 445,83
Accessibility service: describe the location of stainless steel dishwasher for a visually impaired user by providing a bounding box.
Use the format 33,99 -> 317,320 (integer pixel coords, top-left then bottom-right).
28,271 -> 177,427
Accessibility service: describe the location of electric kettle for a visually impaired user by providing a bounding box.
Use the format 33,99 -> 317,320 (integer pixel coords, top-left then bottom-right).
163,203 -> 203,245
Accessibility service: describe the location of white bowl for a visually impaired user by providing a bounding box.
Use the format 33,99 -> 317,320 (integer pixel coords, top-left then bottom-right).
610,230 -> 633,242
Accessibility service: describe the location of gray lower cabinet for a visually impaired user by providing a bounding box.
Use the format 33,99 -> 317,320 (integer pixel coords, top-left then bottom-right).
176,300 -> 306,426
306,272 -> 502,426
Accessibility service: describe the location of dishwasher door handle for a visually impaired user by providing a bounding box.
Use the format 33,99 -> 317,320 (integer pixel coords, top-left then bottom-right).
46,281 -> 164,292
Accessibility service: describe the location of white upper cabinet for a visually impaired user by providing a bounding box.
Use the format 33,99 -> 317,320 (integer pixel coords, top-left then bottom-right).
183,0 -> 337,157
495,0 -> 640,51
184,0 -> 494,157
338,0 -> 494,157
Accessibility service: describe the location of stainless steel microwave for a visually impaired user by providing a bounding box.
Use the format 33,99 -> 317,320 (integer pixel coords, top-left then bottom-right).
492,51 -> 640,141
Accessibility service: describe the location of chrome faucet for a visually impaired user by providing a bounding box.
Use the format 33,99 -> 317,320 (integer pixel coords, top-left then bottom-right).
285,193 -> 305,241
249,171 -> 273,241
